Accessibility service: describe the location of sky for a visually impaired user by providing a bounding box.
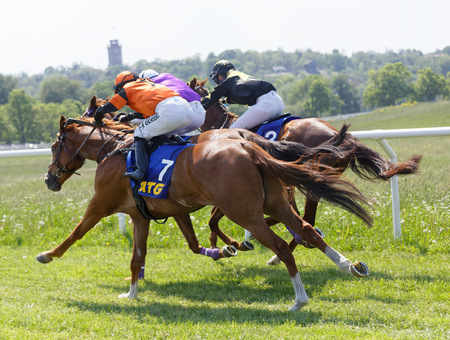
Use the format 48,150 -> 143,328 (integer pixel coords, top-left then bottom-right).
1,0 -> 449,76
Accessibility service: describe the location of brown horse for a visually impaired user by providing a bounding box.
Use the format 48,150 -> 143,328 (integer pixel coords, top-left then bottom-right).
38,116 -> 373,311
188,78 -> 421,262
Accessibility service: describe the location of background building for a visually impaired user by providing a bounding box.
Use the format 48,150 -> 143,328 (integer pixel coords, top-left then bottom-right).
108,40 -> 122,67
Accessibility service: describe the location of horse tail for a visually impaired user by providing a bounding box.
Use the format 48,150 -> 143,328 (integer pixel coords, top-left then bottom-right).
240,141 -> 373,226
236,127 -> 348,164
342,134 -> 422,180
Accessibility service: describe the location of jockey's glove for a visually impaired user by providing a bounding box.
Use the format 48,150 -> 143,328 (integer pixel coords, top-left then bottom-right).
113,112 -> 128,121
93,108 -> 104,124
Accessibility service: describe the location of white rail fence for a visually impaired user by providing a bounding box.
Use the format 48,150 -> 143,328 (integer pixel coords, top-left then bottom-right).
2,126 -> 450,238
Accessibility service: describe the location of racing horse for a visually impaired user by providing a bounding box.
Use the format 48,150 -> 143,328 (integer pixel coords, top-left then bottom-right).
188,77 -> 421,261
38,116 -> 373,311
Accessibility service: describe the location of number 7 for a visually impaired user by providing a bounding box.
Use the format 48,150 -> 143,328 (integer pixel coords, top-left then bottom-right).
158,159 -> 174,181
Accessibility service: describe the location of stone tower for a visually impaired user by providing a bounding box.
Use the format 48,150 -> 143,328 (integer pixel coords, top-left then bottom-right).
108,40 -> 122,67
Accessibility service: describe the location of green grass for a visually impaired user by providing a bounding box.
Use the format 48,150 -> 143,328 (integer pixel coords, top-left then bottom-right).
1,100 -> 450,339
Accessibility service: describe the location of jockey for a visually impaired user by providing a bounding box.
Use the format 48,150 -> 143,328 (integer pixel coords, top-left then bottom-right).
203,60 -> 285,129
140,69 -> 205,135
94,71 -> 194,181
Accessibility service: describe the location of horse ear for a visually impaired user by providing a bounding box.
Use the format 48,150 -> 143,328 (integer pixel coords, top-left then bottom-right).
188,77 -> 197,90
59,116 -> 66,132
105,96 -> 110,102
90,96 -> 97,108
199,78 -> 208,87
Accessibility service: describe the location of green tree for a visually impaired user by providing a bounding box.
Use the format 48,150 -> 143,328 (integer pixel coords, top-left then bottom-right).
331,74 -> 361,113
363,62 -> 412,108
328,50 -> 346,72
40,75 -> 87,104
0,74 -> 18,105
7,89 -> 36,143
288,75 -> 321,104
413,68 -> 449,102
89,80 -> 115,101
0,105 -> 16,143
303,78 -> 333,117
33,100 -> 83,142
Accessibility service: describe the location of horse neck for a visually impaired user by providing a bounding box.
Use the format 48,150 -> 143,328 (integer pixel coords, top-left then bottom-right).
201,103 -> 237,132
67,126 -> 129,162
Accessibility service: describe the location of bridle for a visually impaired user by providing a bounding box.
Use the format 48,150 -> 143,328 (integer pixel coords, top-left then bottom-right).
48,119 -> 131,179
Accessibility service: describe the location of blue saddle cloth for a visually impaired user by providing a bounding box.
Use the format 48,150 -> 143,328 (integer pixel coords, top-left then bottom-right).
256,114 -> 301,141
126,144 -> 191,199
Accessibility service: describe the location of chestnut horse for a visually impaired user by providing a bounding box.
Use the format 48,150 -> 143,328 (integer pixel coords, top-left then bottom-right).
188,78 -> 421,262
38,116 -> 373,311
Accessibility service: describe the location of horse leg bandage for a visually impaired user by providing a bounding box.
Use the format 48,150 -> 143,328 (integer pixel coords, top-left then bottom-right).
200,247 -> 220,260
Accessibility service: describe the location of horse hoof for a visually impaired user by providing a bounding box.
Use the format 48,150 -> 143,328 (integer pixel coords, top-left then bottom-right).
241,241 -> 254,251
267,255 -> 281,265
118,293 -> 133,299
289,300 -> 308,311
36,252 -> 53,264
304,227 -> 324,249
351,261 -> 369,277
221,245 -> 237,258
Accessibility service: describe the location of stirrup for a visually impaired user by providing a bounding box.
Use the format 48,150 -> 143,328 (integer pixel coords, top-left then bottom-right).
124,169 -> 145,181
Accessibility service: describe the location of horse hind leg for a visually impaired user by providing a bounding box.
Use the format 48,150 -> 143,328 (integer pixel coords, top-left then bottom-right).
281,207 -> 369,278
234,216 -> 309,311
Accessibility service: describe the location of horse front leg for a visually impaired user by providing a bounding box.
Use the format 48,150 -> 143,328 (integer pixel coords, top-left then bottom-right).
209,207 -> 254,252
36,200 -> 105,264
173,214 -> 223,260
120,217 -> 149,299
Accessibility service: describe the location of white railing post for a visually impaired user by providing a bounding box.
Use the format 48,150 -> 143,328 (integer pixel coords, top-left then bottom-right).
376,139 -> 401,238
118,213 -> 126,235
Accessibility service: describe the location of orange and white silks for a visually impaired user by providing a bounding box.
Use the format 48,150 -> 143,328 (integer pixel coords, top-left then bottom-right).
110,79 -> 180,118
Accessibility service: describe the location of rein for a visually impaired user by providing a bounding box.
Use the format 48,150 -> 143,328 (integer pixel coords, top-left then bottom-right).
215,102 -> 237,130
49,119 -> 129,178
193,85 -> 237,130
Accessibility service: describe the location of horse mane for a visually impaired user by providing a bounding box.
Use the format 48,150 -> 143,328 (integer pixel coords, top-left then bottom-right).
76,116 -> 135,133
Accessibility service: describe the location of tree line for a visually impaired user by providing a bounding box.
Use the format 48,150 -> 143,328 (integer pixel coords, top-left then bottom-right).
1,46 -> 450,144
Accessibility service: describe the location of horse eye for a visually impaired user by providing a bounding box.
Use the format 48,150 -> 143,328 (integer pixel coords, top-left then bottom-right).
51,147 -> 55,153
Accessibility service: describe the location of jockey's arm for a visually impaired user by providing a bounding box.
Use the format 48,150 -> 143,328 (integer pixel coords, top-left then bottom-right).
202,81 -> 228,110
94,90 -> 127,123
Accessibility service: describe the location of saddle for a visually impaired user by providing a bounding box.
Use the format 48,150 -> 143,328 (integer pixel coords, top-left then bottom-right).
122,135 -> 191,221
248,113 -> 297,134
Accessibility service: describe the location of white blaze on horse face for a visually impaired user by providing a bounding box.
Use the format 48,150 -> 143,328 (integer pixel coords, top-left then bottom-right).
289,272 -> 309,311
324,246 -> 353,274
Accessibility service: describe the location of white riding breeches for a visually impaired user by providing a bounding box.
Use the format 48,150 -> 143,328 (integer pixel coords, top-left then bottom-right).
176,100 -> 206,136
133,96 -> 194,139
229,90 -> 285,130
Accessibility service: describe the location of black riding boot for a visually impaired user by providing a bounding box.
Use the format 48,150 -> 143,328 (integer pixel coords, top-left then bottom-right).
124,137 -> 149,181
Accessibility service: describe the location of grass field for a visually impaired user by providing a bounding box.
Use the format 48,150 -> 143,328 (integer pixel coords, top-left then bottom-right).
1,101 -> 450,339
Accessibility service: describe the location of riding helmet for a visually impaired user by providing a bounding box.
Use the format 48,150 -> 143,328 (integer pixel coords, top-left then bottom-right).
210,60 -> 234,85
114,71 -> 139,93
139,69 -> 159,80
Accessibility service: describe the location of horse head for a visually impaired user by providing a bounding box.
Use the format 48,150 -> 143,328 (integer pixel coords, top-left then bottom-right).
188,77 -> 210,98
45,116 -> 88,191
81,96 -> 116,120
